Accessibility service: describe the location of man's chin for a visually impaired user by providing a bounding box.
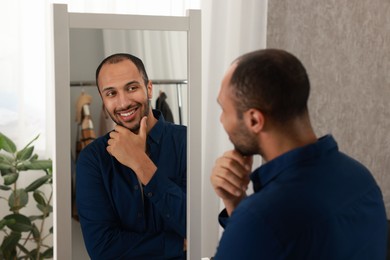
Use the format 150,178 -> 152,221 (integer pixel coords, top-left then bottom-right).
234,146 -> 254,157
115,121 -> 140,133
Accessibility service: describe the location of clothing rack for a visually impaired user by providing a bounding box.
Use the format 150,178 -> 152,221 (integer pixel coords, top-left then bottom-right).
70,79 -> 187,124
70,79 -> 187,87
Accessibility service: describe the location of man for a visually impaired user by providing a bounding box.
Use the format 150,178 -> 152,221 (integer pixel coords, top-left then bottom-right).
211,49 -> 387,259
76,53 -> 187,259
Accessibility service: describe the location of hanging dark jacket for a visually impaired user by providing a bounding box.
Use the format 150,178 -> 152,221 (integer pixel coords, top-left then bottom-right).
156,91 -> 174,123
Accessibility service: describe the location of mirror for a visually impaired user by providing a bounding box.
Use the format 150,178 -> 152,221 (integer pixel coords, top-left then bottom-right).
69,28 -> 188,259
52,4 -> 201,260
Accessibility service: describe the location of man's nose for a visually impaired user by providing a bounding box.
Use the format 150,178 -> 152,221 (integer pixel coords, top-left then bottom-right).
117,92 -> 129,109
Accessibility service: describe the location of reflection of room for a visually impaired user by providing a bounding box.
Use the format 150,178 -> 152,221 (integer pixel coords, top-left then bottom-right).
69,28 -> 189,260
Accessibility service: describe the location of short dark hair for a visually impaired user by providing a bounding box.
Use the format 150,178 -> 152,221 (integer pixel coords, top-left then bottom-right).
230,49 -> 310,123
95,53 -> 149,89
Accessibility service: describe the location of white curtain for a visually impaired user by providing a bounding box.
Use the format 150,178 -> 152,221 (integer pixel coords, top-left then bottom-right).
0,0 -> 48,154
200,0 -> 268,257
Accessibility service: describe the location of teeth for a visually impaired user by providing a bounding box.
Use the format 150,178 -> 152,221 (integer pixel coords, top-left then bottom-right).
120,110 -> 135,117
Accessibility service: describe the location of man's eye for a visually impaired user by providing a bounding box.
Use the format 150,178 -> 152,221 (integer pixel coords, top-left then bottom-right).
127,86 -> 137,92
106,91 -> 115,97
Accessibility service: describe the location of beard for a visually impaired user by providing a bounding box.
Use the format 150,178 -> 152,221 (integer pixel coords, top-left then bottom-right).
108,98 -> 151,133
233,137 -> 258,157
230,120 -> 259,156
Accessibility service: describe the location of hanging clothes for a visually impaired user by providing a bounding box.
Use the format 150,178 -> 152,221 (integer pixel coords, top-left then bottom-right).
75,92 -> 97,159
155,91 -> 174,123
73,91 -> 97,221
99,104 -> 115,136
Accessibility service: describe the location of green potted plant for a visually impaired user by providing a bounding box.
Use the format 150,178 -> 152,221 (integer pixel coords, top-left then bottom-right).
0,132 -> 53,259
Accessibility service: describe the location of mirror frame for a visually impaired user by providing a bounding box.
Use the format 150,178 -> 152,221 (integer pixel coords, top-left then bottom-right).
52,4 -> 201,259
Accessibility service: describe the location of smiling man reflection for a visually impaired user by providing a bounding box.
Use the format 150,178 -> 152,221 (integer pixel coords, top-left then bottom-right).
76,53 -> 187,259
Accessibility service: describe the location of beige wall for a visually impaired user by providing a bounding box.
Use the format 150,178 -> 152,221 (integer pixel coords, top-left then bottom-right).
267,0 -> 390,217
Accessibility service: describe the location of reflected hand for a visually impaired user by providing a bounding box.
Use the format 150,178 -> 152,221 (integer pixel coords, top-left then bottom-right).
107,116 -> 156,184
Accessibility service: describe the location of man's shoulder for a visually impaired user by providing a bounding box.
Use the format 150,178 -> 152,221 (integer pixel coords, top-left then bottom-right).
78,133 -> 109,158
163,122 -> 187,136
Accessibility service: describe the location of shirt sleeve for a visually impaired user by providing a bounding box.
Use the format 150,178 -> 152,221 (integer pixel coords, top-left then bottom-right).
76,146 -> 184,260
142,126 -> 187,239
143,167 -> 186,237
218,208 -> 229,228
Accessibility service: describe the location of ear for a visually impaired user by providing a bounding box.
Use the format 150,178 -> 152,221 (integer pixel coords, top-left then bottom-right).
147,80 -> 153,99
244,108 -> 265,134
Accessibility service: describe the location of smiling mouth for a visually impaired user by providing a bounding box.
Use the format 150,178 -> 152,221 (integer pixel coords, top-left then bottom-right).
119,110 -> 135,117
117,107 -> 137,121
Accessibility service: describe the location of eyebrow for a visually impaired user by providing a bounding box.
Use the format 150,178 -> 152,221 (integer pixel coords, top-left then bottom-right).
101,80 -> 140,93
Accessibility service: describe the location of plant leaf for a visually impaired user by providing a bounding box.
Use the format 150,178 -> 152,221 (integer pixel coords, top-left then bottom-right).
25,160 -> 52,171
42,247 -> 54,258
31,223 -> 40,242
0,132 -> 17,153
29,248 -> 38,259
25,175 -> 52,192
21,134 -> 40,152
4,172 -> 19,185
0,153 -> 14,163
0,185 -> 11,191
29,215 -> 45,221
0,231 -> 21,252
1,167 -> 16,177
16,242 -> 31,257
33,190 -> 47,205
16,162 -> 29,171
37,204 -> 53,216
9,189 -> 29,211
0,219 -> 7,229
4,214 -> 32,232
16,146 -> 34,161
0,162 -> 13,171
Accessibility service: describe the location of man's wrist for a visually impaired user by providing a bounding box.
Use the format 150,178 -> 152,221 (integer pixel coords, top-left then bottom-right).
132,156 -> 157,185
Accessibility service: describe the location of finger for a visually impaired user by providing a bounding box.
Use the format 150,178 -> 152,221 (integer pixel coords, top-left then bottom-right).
218,156 -> 249,180
240,154 -> 253,172
224,150 -> 253,171
113,124 -> 126,134
243,155 -> 253,169
220,157 -> 251,191
212,163 -> 247,191
139,116 -> 148,139
225,168 -> 249,191
212,174 -> 243,197
109,130 -> 118,139
106,145 -> 112,155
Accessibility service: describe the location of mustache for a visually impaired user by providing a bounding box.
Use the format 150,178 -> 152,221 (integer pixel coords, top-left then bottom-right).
114,104 -> 138,114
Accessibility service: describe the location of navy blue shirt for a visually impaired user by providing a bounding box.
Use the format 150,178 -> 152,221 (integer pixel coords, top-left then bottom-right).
76,110 -> 186,260
215,135 -> 387,260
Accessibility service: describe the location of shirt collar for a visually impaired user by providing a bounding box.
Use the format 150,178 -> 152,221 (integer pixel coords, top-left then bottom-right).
250,135 -> 338,192
148,109 -> 165,145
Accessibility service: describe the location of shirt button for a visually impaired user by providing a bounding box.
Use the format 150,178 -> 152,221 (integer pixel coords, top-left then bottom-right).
137,212 -> 142,218
134,185 -> 139,190
147,192 -> 153,197
166,214 -> 170,219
